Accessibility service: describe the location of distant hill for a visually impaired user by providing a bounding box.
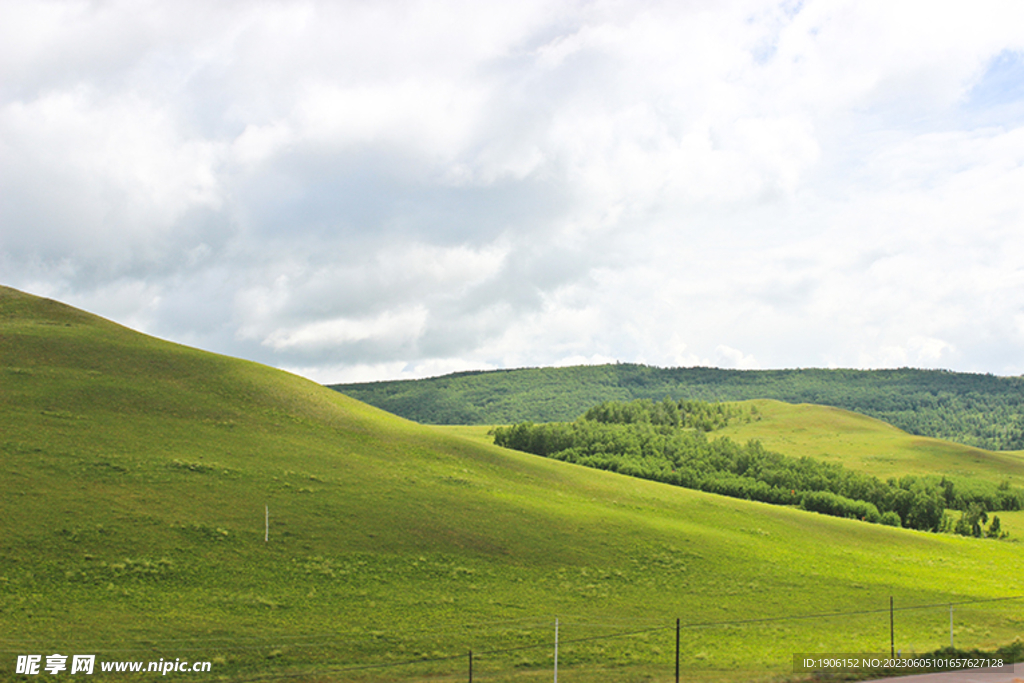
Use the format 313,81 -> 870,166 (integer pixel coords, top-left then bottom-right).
331,364 -> 1024,450
715,399 -> 1024,484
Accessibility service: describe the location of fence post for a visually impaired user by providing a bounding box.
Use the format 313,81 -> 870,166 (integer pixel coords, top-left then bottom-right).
468,648 -> 472,683
554,618 -> 559,683
675,617 -> 680,683
890,596 -> 894,659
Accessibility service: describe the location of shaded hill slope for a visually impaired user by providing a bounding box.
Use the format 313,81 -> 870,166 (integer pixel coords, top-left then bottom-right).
3,285 -> 1024,682
331,364 -> 1024,450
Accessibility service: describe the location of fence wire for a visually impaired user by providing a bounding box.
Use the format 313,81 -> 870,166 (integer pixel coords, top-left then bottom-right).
3,594 -> 1021,681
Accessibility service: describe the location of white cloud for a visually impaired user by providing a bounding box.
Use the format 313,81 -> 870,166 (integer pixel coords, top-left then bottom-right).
0,86 -> 224,273
264,306 -> 429,352
3,0 -> 1024,381
715,346 -> 761,370
908,336 -> 955,364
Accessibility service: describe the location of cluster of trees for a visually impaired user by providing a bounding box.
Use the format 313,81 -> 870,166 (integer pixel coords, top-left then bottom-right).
952,504 -> 1008,539
492,399 -> 1023,534
334,365 -> 1024,451
582,398 -> 752,431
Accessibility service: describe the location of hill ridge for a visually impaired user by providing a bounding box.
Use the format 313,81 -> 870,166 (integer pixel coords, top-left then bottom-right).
331,363 -> 1024,450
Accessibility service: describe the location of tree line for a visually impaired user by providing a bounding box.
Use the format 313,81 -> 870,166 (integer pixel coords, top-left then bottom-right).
493,398 -> 1022,534
333,365 -> 1024,451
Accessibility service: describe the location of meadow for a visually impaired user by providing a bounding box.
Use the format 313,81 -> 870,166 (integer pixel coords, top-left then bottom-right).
713,400 -> 1024,486
2,285 -> 1023,682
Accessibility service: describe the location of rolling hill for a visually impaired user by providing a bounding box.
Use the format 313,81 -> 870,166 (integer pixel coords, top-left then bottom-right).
330,364 -> 1024,450
714,399 -> 1024,485
439,400 -> 1024,489
3,285 -> 1024,682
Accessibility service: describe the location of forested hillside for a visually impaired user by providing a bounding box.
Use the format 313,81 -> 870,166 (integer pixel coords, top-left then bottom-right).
330,364 -> 1024,450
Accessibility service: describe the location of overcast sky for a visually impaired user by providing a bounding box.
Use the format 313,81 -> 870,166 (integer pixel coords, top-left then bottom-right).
3,1 -> 1024,383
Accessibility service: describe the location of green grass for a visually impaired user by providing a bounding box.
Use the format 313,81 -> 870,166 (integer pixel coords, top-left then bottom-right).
3,285 -> 1024,682
981,509 -> 1024,538
713,399 -> 1024,484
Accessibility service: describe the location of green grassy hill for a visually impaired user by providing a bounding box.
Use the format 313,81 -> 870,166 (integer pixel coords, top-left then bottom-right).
331,364 -> 1024,450
714,400 -> 1024,485
437,398 -> 1024,492
3,285 -> 1024,682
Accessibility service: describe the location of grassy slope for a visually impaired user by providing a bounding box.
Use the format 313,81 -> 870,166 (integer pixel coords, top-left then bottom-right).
713,400 -> 1024,485
2,286 -> 1024,682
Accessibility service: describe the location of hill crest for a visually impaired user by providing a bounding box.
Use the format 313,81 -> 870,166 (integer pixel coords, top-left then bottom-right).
331,363 -> 1024,450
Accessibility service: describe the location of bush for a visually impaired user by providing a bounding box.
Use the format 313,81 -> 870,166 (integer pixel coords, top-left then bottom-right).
800,491 -> 881,522
880,511 -> 901,527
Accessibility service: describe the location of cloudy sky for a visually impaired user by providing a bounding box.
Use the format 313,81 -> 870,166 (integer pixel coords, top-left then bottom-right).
3,1 -> 1024,383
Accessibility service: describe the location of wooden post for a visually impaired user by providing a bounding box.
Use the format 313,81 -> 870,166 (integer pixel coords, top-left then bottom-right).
265,505 -> 269,542
468,648 -> 472,683
675,617 -> 680,683
554,618 -> 559,683
890,596 -> 894,659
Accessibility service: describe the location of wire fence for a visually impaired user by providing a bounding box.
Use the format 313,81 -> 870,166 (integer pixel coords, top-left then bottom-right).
3,595 -> 1022,681
243,595 -> 1024,682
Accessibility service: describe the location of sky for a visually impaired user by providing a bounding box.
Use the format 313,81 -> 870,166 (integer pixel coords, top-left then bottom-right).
3,0 -> 1024,383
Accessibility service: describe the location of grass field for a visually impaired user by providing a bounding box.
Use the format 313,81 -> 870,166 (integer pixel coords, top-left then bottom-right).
3,285 -> 1024,682
713,399 -> 1024,485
